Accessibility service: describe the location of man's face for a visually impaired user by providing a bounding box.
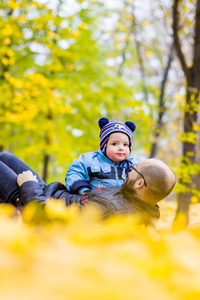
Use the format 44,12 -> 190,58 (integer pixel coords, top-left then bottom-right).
129,163 -> 148,187
122,165 -> 142,195
128,163 -> 142,182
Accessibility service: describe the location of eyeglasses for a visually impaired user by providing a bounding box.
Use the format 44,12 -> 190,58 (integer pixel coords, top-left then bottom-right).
129,165 -> 147,187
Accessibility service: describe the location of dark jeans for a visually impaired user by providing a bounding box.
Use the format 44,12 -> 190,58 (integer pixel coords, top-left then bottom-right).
0,152 -> 46,204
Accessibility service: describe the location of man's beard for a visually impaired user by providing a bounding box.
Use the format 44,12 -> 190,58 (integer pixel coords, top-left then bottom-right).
121,179 -> 137,196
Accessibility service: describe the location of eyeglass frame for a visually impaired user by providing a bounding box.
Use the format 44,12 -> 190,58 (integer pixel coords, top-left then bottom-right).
129,165 -> 147,187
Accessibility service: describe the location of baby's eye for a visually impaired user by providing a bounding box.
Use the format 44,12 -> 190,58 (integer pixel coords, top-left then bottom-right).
112,143 -> 117,145
124,143 -> 129,146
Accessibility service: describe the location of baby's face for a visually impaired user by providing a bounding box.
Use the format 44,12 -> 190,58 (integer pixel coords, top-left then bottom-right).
106,132 -> 130,162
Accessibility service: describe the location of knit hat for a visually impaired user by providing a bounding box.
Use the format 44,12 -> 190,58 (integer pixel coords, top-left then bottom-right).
98,118 -> 136,155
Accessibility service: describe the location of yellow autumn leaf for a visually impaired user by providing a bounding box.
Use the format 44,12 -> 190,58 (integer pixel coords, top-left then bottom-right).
5,112 -> 18,121
155,89 -> 161,96
166,9 -> 171,18
2,58 -> 9,65
3,37 -> 11,45
65,63 -> 74,72
193,124 -> 200,131
30,86 -> 39,97
79,22 -> 86,29
191,195 -> 199,204
142,21 -> 149,27
3,72 -> 10,78
32,1 -> 39,6
8,0 -> 19,10
174,93 -> 184,101
65,106 -> 73,114
37,23 -> 43,30
50,63 -> 63,72
172,212 -> 188,230
28,73 -> 50,88
1,200 -> 200,299
0,204 -> 15,217
45,199 -> 67,214
186,151 -> 194,157
9,57 -> 15,65
7,49 -> 14,57
146,51 -> 154,58
18,15 -> 27,23
2,25 -> 13,36
48,32 -> 57,38
116,22 -> 127,31
72,29 -> 81,38
8,77 -> 24,89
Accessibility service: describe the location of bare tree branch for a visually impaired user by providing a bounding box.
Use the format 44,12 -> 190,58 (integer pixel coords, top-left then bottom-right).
116,2 -> 149,101
130,4 -> 149,102
150,42 -> 174,157
172,0 -> 191,84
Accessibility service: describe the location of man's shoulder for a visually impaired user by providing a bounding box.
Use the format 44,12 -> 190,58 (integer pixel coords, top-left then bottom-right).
88,187 -> 121,198
87,187 -> 127,210
81,187 -> 160,222
82,187 -> 122,217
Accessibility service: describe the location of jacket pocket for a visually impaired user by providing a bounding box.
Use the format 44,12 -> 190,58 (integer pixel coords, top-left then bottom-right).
90,165 -> 100,173
101,165 -> 111,173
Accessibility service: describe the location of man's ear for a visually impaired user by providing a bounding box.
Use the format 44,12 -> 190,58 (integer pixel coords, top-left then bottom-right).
134,178 -> 145,189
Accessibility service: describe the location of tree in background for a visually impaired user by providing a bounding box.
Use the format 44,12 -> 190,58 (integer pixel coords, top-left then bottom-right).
99,0 -> 184,162
173,0 -> 200,217
0,0 -> 139,182
98,0 -> 200,213
1,0 -> 199,207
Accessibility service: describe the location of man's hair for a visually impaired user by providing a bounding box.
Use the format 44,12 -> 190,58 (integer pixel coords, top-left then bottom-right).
140,163 -> 176,201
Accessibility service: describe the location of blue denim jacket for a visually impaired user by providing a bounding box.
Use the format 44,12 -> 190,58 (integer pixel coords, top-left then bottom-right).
65,149 -> 140,194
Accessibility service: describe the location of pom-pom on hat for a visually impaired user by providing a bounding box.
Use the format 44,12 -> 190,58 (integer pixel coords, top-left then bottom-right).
98,118 -> 136,155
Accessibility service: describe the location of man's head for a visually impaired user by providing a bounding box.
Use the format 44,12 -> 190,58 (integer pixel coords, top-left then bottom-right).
98,118 -> 136,156
122,158 -> 176,206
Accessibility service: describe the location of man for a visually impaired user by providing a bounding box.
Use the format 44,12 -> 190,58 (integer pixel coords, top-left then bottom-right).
17,158 -> 176,224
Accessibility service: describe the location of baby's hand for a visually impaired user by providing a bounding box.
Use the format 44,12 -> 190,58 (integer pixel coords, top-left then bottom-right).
17,170 -> 38,186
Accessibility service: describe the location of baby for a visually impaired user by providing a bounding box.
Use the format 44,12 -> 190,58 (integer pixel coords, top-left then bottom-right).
65,118 -> 139,194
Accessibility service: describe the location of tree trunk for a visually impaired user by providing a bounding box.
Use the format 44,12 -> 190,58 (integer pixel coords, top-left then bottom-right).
173,0 -> 200,217
176,90 -> 198,215
43,153 -> 50,183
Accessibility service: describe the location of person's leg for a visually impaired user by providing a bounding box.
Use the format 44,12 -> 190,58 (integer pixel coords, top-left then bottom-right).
0,160 -> 20,204
0,152 -> 47,205
0,152 -> 45,185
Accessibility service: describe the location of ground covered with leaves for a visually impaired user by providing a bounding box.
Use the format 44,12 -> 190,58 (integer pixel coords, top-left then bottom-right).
0,200 -> 200,300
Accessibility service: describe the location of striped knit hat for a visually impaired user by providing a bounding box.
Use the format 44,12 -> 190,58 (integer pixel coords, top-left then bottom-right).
98,118 -> 136,155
